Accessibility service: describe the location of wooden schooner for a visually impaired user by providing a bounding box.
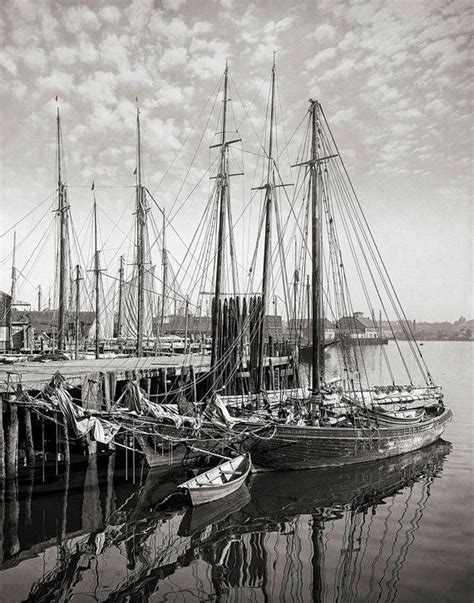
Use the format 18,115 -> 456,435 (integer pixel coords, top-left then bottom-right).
143,61 -> 451,470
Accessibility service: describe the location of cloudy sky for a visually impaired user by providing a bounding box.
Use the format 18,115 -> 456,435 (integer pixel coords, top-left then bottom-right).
0,0 -> 472,322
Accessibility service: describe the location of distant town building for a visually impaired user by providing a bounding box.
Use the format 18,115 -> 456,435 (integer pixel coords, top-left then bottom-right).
337,312 -> 379,339
0,291 -> 12,351
287,318 -> 335,343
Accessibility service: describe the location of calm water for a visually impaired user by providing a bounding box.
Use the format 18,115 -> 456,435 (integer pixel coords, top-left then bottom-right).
0,341 -> 472,602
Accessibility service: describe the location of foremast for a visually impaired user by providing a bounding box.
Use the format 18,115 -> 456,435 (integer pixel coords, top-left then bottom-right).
310,99 -> 324,405
135,103 -> 147,356
210,61 -> 230,387
92,186 -> 100,359
56,101 -> 69,352
256,55 -> 277,392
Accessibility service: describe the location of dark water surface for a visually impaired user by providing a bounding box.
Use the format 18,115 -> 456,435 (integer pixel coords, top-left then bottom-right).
0,341 -> 472,602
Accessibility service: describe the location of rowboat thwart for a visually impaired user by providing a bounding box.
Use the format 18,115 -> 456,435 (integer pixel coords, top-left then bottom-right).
178,454 -> 252,506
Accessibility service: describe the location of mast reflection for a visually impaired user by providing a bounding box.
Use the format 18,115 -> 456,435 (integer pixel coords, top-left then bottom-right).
0,440 -> 451,602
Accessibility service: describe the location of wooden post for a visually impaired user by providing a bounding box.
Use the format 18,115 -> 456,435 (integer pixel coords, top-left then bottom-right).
60,464 -> 70,542
21,467 -> 34,527
0,394 -> 5,480
0,470 -> 4,564
5,400 -> 18,477
109,372 -> 117,403
63,413 -> 70,464
105,452 -> 116,519
82,374 -> 99,456
150,370 -> 159,403
24,407 -> 35,467
145,373 -> 151,399
4,476 -> 19,557
191,365 -> 197,403
102,372 -> 111,411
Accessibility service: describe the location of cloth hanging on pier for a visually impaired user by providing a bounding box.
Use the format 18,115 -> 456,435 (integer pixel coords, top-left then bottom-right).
119,381 -> 200,428
204,394 -> 236,428
55,386 -> 120,444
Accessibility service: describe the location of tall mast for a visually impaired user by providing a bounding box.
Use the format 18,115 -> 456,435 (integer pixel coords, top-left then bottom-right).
160,208 -> 167,334
117,255 -> 124,338
92,187 -> 100,359
136,104 -> 146,356
257,54 -> 276,391
37,285 -> 42,312
74,264 -> 82,359
10,231 -> 16,302
210,61 -> 230,382
310,99 -> 324,396
56,101 -> 68,352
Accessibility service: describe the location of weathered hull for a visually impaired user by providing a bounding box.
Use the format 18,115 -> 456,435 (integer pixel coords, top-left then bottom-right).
139,408 -> 451,472
240,408 -> 452,470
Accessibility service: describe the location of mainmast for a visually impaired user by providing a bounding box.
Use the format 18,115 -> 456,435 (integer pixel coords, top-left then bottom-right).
9,231 -> 17,350
93,186 -> 100,359
74,264 -> 82,360
256,54 -> 276,391
117,255 -> 124,339
210,61 -> 230,383
160,208 -> 167,334
10,231 -> 16,302
56,101 -> 69,352
310,99 -> 324,397
135,104 -> 146,356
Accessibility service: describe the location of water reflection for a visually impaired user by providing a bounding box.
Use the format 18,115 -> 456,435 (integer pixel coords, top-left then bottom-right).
0,441 -> 451,602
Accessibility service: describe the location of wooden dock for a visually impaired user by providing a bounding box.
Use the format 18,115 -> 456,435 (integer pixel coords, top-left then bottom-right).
0,354 -> 293,393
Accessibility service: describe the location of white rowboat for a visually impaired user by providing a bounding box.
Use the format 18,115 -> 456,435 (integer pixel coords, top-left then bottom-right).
178,454 -> 252,506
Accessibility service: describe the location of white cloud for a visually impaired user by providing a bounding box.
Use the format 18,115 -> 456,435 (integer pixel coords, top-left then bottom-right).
78,36 -> 100,64
308,24 -> 336,42
162,0 -> 187,10
100,6 -> 121,24
54,46 -> 78,66
76,71 -> 118,106
186,53 -> 223,79
263,15 -> 295,36
305,47 -> 336,71
159,46 -> 188,70
425,98 -> 448,114
330,107 -> 356,125
40,13 -> 60,42
319,58 -> 355,82
64,5 -> 101,34
118,63 -> 153,89
156,83 -> 193,106
192,21 -> 211,35
149,13 -> 190,42
144,116 -> 181,153
37,70 -> 75,93
10,0 -> 37,22
22,47 -> 47,70
126,0 -> 154,31
0,49 -> 18,75
99,34 -> 130,69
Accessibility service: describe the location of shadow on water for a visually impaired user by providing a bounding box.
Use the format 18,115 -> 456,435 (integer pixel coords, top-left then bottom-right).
0,440 -> 452,602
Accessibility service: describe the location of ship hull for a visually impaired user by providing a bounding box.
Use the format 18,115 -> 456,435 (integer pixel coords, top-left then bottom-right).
141,408 -> 452,471
240,408 -> 452,470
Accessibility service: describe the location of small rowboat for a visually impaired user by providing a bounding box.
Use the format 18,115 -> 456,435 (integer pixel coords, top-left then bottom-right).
369,406 -> 426,426
178,454 -> 252,506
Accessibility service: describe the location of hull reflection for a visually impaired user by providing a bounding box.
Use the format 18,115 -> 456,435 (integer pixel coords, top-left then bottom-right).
0,440 -> 451,602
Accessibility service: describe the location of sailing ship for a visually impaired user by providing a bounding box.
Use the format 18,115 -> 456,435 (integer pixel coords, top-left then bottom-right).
131,59 -> 451,471
3,59 -> 451,473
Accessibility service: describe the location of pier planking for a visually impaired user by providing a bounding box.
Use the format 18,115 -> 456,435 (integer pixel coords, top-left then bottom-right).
0,354 -> 292,393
